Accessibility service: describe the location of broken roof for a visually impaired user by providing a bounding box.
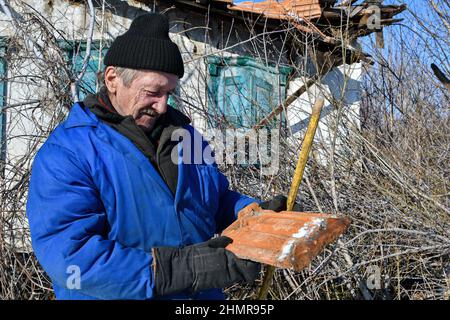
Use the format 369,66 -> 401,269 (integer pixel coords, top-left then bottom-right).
163,0 -> 406,44
131,0 -> 406,66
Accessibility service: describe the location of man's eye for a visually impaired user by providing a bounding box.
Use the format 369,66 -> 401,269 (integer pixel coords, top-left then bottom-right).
142,90 -> 174,98
143,90 -> 158,97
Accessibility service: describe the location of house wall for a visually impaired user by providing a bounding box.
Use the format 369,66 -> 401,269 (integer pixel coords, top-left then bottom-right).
286,62 -> 362,166
0,0 -> 292,170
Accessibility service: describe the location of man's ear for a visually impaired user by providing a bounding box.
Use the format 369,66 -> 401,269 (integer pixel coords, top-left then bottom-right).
104,66 -> 119,94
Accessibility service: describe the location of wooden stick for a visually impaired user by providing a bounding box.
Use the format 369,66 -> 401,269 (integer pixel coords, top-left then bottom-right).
257,98 -> 325,300
286,98 -> 325,211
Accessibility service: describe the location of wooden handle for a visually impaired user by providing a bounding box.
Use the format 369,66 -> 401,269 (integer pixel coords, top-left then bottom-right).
256,98 -> 325,300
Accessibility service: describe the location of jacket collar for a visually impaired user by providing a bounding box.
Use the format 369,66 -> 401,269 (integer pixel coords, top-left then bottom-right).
64,102 -> 99,129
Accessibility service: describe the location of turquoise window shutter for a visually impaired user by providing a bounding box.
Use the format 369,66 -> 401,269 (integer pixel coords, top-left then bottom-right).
207,56 -> 291,129
0,41 -> 7,163
253,75 -> 274,126
167,94 -> 176,109
72,44 -> 108,99
61,41 -> 108,100
219,74 -> 253,127
167,86 -> 180,109
207,61 -> 220,127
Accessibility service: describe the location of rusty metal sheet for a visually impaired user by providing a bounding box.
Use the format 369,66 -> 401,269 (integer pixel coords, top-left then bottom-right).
222,203 -> 350,271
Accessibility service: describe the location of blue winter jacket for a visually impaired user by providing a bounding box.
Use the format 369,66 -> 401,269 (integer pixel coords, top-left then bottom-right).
26,103 -> 258,300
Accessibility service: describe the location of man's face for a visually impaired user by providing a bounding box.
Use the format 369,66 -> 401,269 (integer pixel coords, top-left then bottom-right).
105,67 -> 179,132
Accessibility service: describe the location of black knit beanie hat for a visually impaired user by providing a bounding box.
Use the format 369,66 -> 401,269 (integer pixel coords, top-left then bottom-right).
104,13 -> 184,78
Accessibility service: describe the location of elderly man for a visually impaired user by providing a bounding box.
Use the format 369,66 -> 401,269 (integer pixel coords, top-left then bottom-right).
26,13 -> 290,300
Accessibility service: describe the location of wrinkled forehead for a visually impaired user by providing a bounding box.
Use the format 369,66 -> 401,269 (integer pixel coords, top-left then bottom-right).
134,70 -> 179,91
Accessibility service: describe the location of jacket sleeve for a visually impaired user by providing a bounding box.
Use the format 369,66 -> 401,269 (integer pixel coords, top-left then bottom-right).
182,124 -> 261,234
215,179 -> 261,233
211,157 -> 261,232
26,142 -> 155,300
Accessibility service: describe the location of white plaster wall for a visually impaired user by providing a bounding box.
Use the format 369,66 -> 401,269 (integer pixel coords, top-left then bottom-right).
286,62 -> 362,166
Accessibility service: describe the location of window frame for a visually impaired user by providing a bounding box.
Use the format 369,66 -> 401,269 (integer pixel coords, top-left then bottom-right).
59,40 -> 109,100
207,55 -> 292,129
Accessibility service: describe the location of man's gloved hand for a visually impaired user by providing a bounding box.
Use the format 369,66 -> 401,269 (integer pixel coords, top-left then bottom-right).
260,194 -> 303,212
152,236 -> 260,296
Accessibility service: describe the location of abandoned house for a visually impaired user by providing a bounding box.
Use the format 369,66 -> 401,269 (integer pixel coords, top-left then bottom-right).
0,0 -> 405,250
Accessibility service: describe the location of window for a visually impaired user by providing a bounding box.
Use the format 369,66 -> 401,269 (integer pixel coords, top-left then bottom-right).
0,39 -> 7,166
60,41 -> 109,100
207,56 -> 291,129
167,86 -> 181,109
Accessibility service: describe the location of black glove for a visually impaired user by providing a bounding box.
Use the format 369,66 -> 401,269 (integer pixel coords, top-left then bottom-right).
260,195 -> 303,212
152,236 -> 260,296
